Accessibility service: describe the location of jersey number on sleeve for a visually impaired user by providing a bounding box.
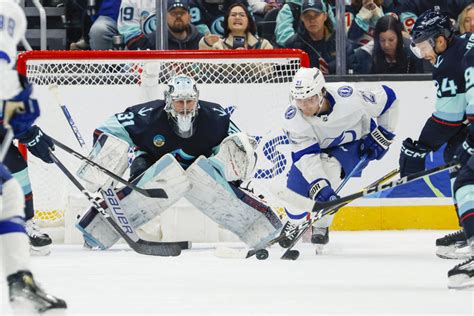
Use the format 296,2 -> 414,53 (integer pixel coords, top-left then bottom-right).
434,78 -> 458,97
466,67 -> 474,91
117,112 -> 135,127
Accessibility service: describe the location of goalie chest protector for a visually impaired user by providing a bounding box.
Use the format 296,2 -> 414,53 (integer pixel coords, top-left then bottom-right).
117,99 -> 231,167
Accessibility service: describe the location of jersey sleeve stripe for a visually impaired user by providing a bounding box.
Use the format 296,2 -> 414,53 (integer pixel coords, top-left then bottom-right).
0,51 -> 11,64
291,143 -> 321,163
380,85 -> 397,115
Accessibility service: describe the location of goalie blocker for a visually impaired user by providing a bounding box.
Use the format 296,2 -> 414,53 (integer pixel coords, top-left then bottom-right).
76,132 -> 282,249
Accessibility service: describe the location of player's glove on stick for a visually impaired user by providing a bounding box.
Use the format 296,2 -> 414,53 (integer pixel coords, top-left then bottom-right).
309,179 -> 339,202
399,138 -> 431,177
454,135 -> 474,167
17,125 -> 55,164
359,124 -> 395,161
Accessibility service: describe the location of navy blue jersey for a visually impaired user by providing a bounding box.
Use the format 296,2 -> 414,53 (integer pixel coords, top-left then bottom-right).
464,48 -> 474,137
97,99 -> 231,168
431,33 -> 473,124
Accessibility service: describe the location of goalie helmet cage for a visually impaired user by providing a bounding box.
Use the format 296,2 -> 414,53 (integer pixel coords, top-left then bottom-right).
16,49 -> 310,243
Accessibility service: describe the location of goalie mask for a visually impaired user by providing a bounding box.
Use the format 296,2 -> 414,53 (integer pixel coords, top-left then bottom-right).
290,67 -> 326,116
164,75 -> 199,138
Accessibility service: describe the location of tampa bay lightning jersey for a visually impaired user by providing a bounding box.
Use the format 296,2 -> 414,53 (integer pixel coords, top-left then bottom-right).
97,99 -> 232,168
431,33 -> 474,124
282,82 -> 398,184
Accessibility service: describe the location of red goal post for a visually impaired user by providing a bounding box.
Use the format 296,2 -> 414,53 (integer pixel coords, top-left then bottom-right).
15,49 -> 309,243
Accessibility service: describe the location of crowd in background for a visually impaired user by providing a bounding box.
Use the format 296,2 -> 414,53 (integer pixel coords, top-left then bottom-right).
31,0 -> 474,75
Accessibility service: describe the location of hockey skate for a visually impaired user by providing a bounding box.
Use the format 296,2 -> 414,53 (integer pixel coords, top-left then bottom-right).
447,257 -> 474,289
8,270 -> 67,313
436,229 -> 471,259
26,219 -> 52,256
311,226 -> 329,255
278,221 -> 298,248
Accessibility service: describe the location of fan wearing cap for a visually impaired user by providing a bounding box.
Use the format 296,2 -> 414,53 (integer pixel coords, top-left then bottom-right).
398,8 -> 473,262
285,0 -> 336,74
117,0 -> 217,50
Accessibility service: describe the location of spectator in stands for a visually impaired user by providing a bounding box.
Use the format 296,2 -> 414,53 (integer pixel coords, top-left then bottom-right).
274,0 -> 302,47
118,0 -> 216,50
191,0 -> 252,36
249,0 -> 282,21
167,0 -> 204,49
458,3 -> 474,34
285,0 -> 336,74
274,0 -> 336,47
347,0 -> 387,48
348,15 -> 423,74
88,0 -> 121,50
398,0 -> 472,33
199,2 -> 273,49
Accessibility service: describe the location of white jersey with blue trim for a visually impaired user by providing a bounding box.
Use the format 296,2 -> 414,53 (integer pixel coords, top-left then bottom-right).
0,0 -> 27,100
282,82 -> 398,184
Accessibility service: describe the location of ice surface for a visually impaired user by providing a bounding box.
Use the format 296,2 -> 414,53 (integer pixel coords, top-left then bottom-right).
1,231 -> 473,315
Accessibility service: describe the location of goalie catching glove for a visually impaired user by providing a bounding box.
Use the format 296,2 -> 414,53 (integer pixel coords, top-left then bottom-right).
209,132 -> 258,181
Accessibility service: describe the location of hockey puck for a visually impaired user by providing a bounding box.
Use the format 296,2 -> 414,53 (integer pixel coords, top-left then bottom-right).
256,249 -> 269,260
281,249 -> 300,260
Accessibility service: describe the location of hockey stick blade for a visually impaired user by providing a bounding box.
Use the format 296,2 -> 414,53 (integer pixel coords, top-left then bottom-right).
51,137 -> 168,199
49,151 -> 182,256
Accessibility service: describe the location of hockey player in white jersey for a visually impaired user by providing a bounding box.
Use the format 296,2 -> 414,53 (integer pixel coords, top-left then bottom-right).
0,0 -> 66,312
281,67 -> 398,253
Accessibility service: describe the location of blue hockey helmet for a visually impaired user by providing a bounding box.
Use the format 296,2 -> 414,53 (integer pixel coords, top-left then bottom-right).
411,8 -> 454,44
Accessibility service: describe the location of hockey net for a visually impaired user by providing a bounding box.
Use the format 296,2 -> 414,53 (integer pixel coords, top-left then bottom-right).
17,49 -> 309,243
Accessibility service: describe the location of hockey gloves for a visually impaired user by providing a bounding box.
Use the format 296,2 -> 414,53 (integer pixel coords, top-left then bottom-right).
399,138 -> 431,177
454,135 -> 474,167
17,126 -> 55,164
359,124 -> 395,161
2,83 -> 41,137
309,179 -> 339,202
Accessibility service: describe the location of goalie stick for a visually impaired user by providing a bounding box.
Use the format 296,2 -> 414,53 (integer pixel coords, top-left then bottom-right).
51,137 -> 167,199
49,150 -> 183,256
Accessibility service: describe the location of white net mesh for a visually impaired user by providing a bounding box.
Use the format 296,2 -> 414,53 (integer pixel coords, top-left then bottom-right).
18,50 -> 307,240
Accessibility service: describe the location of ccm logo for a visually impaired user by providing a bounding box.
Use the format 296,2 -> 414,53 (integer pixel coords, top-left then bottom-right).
401,145 -> 427,158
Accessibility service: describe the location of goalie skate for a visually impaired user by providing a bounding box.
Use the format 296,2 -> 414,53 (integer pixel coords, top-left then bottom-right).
8,270 -> 67,314
448,257 -> 474,289
436,229 -> 471,259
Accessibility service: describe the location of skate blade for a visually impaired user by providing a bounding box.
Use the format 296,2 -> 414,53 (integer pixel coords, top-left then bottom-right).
436,245 -> 471,260
448,274 -> 474,290
214,246 -> 250,259
314,245 -> 324,255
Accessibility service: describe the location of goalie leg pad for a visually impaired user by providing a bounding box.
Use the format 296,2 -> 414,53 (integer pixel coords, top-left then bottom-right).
76,154 -> 190,249
77,133 -> 131,192
186,156 -> 282,248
